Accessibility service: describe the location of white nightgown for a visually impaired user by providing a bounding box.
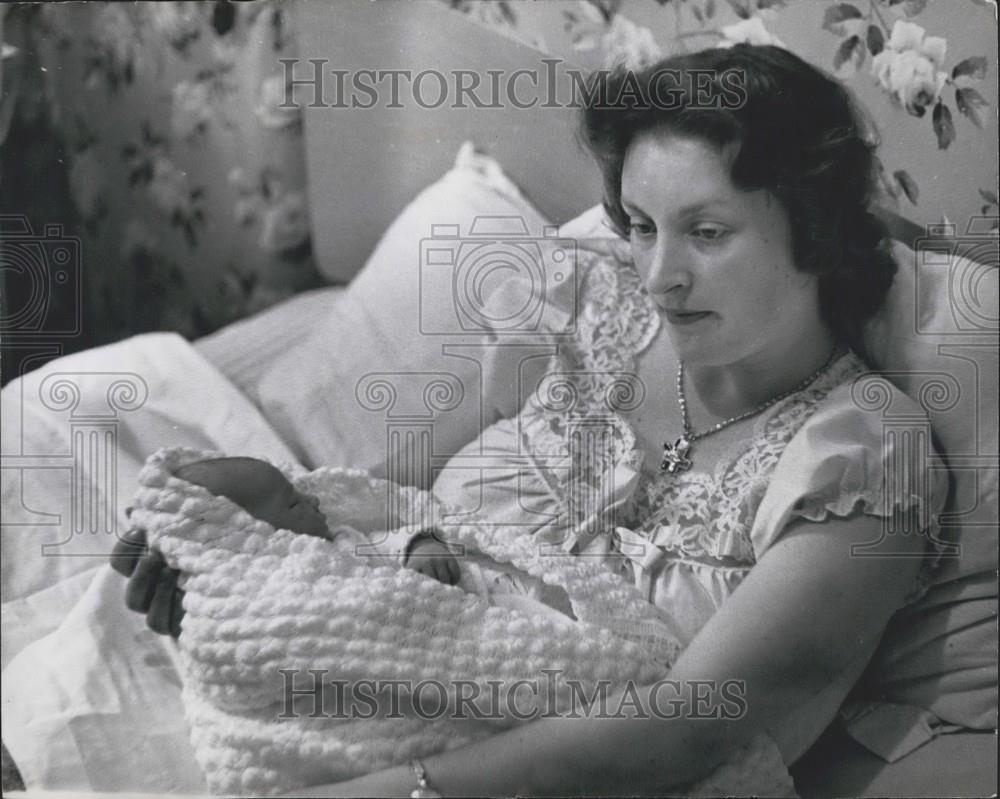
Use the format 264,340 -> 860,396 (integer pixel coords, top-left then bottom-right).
432,249 -> 949,784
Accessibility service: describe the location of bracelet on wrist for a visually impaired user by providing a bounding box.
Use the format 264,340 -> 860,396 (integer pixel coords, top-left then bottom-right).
409,758 -> 442,799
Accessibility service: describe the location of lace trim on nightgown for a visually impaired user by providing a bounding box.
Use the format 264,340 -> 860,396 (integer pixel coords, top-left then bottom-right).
623,355 -> 867,563
520,253 -> 866,563
519,251 -> 653,529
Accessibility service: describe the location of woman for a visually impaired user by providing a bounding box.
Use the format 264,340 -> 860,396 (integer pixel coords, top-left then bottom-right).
114,45 -> 946,796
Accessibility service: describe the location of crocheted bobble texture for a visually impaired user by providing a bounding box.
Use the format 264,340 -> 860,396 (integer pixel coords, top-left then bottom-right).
134,447 -> 683,795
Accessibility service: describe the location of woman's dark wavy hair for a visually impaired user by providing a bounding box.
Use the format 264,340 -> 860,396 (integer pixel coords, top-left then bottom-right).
579,44 -> 896,353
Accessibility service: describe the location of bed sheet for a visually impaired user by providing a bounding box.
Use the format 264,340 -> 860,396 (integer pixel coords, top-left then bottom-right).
1,332 -> 299,793
192,284 -> 346,415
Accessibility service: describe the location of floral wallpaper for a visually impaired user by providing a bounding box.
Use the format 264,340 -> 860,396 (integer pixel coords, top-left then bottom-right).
1,0 -> 995,384
447,0 -> 998,227
1,1 -> 321,379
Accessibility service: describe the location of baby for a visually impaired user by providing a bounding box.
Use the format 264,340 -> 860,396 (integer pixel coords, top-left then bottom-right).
116,454 -> 572,638
174,456 -> 460,584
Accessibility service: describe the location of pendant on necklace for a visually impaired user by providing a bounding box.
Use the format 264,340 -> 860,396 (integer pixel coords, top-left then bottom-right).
660,435 -> 693,474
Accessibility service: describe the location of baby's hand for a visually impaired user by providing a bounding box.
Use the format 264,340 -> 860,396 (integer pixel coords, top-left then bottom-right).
405,536 -> 460,585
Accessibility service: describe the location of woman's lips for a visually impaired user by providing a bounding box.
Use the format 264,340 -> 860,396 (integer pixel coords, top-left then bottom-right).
664,309 -> 712,325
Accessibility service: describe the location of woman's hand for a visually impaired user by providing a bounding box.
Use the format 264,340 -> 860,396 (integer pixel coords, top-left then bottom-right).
109,513 -> 185,638
405,536 -> 461,585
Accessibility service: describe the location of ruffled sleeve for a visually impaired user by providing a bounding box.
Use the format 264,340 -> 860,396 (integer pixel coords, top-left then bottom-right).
749,374 -> 950,603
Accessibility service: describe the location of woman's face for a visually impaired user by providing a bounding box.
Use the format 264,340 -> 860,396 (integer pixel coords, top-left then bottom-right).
620,130 -> 823,367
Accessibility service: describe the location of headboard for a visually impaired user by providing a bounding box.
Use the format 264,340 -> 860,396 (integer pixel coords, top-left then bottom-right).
294,0 -> 928,284
294,0 -> 600,283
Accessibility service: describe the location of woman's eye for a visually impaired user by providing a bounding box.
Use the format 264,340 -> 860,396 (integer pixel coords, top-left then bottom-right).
691,225 -> 728,241
628,220 -> 654,237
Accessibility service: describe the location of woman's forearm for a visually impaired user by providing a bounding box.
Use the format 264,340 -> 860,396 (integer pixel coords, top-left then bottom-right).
408,686 -> 735,796
296,679 -> 761,797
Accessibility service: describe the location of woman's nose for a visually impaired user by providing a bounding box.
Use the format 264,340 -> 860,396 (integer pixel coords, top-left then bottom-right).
646,240 -> 691,296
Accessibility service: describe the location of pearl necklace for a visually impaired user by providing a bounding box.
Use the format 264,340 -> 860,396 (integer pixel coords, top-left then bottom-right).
659,348 -> 842,474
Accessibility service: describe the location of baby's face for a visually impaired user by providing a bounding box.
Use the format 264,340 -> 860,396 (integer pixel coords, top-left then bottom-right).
246,472 -> 330,539
179,458 -> 330,538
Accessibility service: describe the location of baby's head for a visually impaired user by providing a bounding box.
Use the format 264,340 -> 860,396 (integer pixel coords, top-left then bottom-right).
175,457 -> 329,538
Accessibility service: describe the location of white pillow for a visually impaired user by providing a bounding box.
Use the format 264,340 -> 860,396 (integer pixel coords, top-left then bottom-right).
256,144 -> 569,471
862,239 -> 998,731
557,203 -> 616,240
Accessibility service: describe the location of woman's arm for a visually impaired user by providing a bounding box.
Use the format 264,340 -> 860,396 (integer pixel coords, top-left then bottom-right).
295,509 -> 925,797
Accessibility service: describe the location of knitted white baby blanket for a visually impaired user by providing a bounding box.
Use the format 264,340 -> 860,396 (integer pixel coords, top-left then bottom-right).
132,447 -> 795,796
